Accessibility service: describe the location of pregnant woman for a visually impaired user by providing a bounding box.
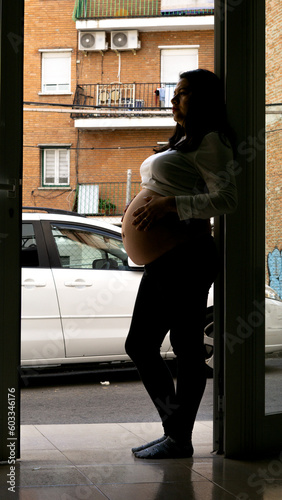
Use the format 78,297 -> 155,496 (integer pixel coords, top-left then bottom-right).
122,69 -> 238,459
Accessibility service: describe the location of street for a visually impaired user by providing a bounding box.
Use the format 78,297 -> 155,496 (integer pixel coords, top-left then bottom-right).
20,367 -> 213,425
20,356 -> 282,425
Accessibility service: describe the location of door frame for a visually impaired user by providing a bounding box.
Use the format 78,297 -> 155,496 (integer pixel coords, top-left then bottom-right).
0,0 -> 24,461
213,0 -> 282,458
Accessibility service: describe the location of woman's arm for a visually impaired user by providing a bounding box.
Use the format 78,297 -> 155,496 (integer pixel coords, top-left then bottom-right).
176,133 -> 238,220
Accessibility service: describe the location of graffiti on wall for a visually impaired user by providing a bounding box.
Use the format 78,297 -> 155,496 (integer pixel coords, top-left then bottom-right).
268,248 -> 282,299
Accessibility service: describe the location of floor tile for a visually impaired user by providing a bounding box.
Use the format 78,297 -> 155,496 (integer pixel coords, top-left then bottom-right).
119,421 -> 213,449
118,422 -> 164,445
62,447 -> 137,465
192,456 -> 282,483
19,449 -> 73,467
34,423 -> 141,450
18,466 -> 92,487
18,485 -> 108,499
21,426 -> 56,451
99,480 -> 237,500
77,462 -> 207,485
219,479 -> 282,499
264,481 -> 282,500
11,422 -> 282,500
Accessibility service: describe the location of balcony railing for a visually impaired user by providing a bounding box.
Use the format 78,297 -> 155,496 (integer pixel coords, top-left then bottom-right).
74,179 -> 141,217
71,82 -> 177,118
73,0 -> 160,19
72,0 -> 214,20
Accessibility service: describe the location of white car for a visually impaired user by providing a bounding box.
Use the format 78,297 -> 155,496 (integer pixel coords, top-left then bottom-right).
204,285 -> 282,375
21,209 -> 174,376
21,208 -> 282,377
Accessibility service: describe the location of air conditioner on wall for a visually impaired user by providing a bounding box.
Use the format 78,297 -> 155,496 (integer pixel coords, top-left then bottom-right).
78,31 -> 108,51
111,30 -> 141,51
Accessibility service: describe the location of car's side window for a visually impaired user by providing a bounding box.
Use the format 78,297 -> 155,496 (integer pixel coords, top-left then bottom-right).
51,224 -> 129,270
21,223 -> 39,267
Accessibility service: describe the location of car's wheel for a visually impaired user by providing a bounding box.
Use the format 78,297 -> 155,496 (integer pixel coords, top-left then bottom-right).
204,312 -> 214,378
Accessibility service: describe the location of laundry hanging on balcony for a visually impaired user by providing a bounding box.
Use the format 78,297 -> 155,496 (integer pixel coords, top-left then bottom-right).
157,86 -> 175,107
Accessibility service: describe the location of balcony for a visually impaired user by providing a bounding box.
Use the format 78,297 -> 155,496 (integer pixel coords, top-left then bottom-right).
73,0 -> 214,20
72,82 -> 176,129
74,177 -> 141,221
73,1 -> 214,32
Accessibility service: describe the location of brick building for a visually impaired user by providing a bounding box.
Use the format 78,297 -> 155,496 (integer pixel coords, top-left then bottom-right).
265,0 -> 282,295
23,0 -> 214,217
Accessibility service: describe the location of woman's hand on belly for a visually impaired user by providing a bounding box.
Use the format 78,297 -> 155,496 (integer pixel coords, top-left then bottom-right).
132,194 -> 177,231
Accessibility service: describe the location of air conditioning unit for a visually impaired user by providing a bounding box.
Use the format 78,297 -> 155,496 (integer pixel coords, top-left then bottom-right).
111,30 -> 141,51
78,31 -> 108,51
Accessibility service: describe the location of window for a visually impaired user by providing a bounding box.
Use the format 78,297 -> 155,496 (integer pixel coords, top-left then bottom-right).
51,224 -> 129,270
160,48 -> 198,82
40,50 -> 71,94
160,47 -> 199,107
42,148 -> 70,187
21,223 -> 39,267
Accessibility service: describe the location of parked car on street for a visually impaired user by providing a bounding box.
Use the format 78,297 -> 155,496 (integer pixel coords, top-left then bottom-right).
21,208 -> 146,375
21,208 -> 282,376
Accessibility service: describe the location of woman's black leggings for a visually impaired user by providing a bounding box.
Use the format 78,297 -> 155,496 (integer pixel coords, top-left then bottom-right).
125,234 -> 219,443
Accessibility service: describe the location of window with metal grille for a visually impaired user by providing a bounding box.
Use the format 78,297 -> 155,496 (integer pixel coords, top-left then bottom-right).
42,148 -> 70,187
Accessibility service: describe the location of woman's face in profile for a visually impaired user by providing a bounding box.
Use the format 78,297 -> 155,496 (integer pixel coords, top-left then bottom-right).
171,78 -> 192,126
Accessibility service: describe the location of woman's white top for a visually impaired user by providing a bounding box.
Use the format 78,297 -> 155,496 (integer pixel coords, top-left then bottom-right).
140,132 -> 238,221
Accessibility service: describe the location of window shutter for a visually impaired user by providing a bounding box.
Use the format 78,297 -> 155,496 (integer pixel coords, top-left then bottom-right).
161,48 -> 198,83
44,150 -> 56,184
42,52 -> 71,93
58,150 -> 69,184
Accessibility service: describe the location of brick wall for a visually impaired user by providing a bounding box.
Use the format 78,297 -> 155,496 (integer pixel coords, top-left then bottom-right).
23,0 -> 78,210
265,0 -> 282,291
76,30 -> 214,84
266,0 -> 282,104
23,0 -> 214,211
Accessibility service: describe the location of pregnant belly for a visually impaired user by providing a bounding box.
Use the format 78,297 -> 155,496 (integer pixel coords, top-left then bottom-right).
122,189 -> 187,265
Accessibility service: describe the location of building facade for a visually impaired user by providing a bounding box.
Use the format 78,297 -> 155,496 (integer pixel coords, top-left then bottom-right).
23,0 -> 214,217
265,0 -> 282,296
23,1 -> 281,295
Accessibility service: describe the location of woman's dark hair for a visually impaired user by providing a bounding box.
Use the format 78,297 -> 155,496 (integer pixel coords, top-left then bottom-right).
157,69 -> 236,154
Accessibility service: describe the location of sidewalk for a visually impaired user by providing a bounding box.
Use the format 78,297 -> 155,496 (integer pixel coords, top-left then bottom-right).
1,421 -> 282,499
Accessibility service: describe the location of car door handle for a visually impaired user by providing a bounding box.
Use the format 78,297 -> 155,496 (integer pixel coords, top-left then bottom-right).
64,280 -> 93,288
22,279 -> 46,288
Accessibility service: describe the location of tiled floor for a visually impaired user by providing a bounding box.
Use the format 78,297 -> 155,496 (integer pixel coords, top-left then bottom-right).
1,421 -> 282,499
